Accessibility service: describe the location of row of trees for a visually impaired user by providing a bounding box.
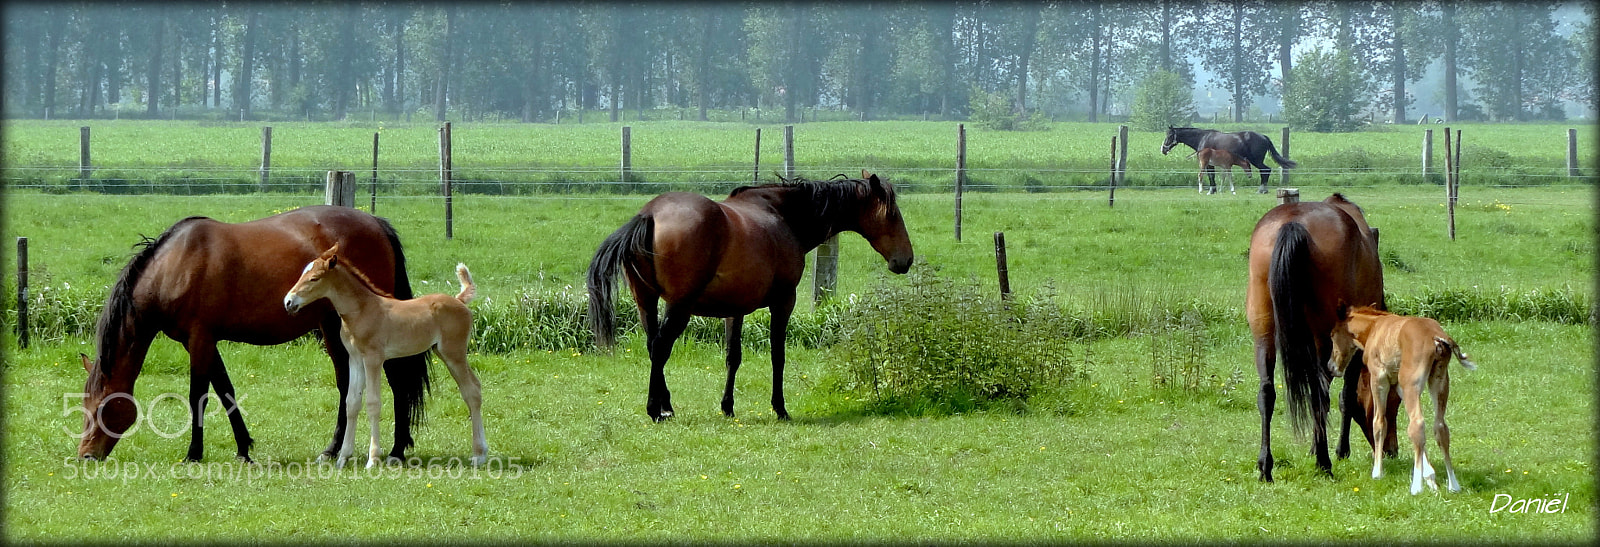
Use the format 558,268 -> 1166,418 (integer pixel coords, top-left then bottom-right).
3,2 -> 1593,126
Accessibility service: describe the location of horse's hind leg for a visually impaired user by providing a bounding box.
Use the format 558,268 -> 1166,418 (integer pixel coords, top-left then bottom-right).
722,315 -> 744,417
1253,335 -> 1278,482
208,356 -> 255,462
435,334 -> 487,466
646,303 -> 693,421
769,294 -> 796,421
1431,366 -> 1460,492
1256,164 -> 1272,194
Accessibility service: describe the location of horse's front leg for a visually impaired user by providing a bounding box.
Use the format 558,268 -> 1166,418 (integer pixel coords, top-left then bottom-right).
1257,165 -> 1272,194
182,337 -> 218,463
319,319 -> 350,461
361,350 -> 386,468
721,315 -> 744,417
337,350 -> 365,468
769,294 -> 796,421
207,353 -> 255,462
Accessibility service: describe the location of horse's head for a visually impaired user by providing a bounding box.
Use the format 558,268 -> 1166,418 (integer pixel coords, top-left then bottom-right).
1328,304 -> 1383,378
1161,126 -> 1179,155
856,171 -> 913,274
78,352 -> 138,460
284,244 -> 341,314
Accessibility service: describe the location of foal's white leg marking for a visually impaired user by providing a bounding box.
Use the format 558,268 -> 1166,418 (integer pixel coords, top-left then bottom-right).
337,351 -> 363,469
1370,379 -> 1390,480
363,350 -> 385,469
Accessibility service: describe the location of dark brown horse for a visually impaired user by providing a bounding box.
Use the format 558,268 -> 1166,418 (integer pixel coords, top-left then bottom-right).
587,171 -> 914,422
1246,193 -> 1394,482
79,206 -> 431,462
1163,126 -> 1296,194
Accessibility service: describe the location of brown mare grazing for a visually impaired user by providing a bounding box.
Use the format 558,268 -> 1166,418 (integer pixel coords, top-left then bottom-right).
284,244 -> 487,468
1330,306 -> 1476,494
587,171 -> 914,422
1195,147 -> 1254,195
79,206 -> 431,462
1246,193 -> 1397,482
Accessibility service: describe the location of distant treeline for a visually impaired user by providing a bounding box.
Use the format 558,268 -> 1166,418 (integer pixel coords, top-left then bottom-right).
2,2 -> 1593,123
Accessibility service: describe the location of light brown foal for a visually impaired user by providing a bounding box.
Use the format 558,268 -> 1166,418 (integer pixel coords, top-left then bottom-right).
1196,147 -> 1254,195
284,244 -> 487,468
1329,305 -> 1476,494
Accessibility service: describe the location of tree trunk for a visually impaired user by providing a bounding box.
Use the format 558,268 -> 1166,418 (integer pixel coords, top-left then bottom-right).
1160,0 -> 1173,72
436,7 -> 454,122
1390,4 -> 1406,124
1015,4 -> 1040,114
1231,0 -> 1244,123
697,11 -> 714,121
1442,3 -> 1457,121
335,5 -> 355,120
42,8 -> 66,117
234,10 -> 258,119
1088,5 -> 1102,123
211,15 -> 222,109
147,10 -> 165,117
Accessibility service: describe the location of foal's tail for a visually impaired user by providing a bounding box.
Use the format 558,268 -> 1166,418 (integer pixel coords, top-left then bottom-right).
1267,140 -> 1298,169
1269,221 -> 1326,440
1435,336 -> 1478,371
454,263 -> 476,304
587,214 -> 654,348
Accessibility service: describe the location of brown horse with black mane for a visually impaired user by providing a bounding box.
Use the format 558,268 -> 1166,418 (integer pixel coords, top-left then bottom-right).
79,206 -> 431,462
588,171 -> 914,422
1246,193 -> 1396,482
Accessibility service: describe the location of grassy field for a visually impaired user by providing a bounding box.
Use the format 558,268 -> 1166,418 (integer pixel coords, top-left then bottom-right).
2,181 -> 1593,542
2,119 -> 1594,192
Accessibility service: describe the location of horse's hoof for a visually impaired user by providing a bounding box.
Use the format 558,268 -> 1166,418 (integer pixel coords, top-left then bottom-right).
385,455 -> 404,466
236,454 -> 255,464
317,452 -> 333,463
470,455 -> 487,467
650,410 -> 674,422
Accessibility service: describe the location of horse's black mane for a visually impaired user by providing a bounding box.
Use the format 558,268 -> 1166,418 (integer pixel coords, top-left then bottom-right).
729,174 -> 891,239
93,216 -> 209,378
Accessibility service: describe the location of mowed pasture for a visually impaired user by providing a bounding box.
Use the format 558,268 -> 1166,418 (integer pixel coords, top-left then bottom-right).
1,120 -> 1596,543
2,119 -> 1594,193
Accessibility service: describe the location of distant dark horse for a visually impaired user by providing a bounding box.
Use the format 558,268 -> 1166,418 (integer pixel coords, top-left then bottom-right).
588,171 -> 914,422
79,206 -> 431,462
1163,126 -> 1297,194
1246,193 -> 1396,482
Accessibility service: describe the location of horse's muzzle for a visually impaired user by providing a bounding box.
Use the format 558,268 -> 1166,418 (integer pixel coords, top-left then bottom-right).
888,256 -> 912,274
284,296 -> 303,315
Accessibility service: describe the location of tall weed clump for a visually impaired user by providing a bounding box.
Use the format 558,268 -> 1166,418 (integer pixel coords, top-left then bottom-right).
831,270 -> 1077,415
1388,285 -> 1591,325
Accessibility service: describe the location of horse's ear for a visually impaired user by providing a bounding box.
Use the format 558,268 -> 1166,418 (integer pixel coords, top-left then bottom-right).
1335,301 -> 1351,322
867,173 -> 886,196
861,169 -> 872,179
80,353 -> 92,373
320,243 -> 340,260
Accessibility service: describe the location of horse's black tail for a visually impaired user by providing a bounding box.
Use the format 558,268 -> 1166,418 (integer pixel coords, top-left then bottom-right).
376,215 -> 431,433
1269,221 -> 1327,441
1266,140 -> 1298,169
587,214 -> 653,348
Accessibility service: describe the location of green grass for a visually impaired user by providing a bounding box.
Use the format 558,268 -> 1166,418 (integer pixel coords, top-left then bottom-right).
3,119 -> 1595,192
3,319 -> 1591,542
1,171 -> 1594,541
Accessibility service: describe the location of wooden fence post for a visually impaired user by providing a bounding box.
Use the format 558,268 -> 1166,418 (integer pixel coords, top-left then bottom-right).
956,123 -> 966,240
1423,129 -> 1433,180
1276,188 -> 1299,205
1569,128 -> 1580,178
259,126 -> 272,193
371,132 -> 379,212
1279,126 -> 1291,189
621,126 -> 632,183
1116,125 -> 1129,186
15,237 -> 27,349
783,125 -> 795,179
442,122 -> 453,240
78,126 -> 90,191
1450,128 -> 1461,241
1108,136 -> 1118,207
1444,127 -> 1455,241
325,171 -> 355,207
994,232 -> 1011,300
753,128 -> 762,184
